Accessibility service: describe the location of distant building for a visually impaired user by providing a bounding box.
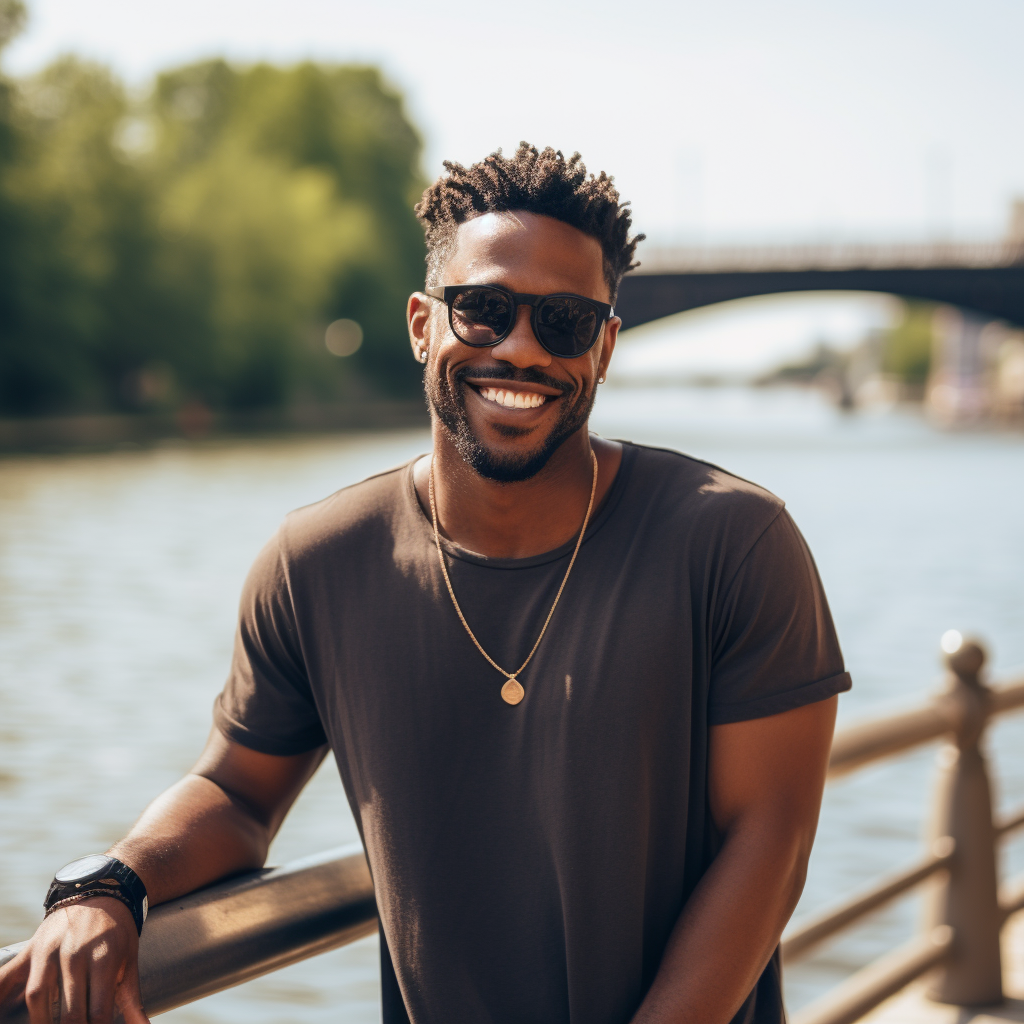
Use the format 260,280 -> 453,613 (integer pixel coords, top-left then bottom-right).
927,310 -> 1024,425
925,200 -> 1024,426
994,334 -> 1024,422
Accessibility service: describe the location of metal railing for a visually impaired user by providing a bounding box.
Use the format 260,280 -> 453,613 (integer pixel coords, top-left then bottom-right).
0,847 -> 377,1022
785,633 -> 1024,1024
3,631 -> 1024,1023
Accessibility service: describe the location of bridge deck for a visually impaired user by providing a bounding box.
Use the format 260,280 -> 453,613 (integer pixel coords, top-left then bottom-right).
861,911 -> 1024,1023
615,240 -> 1024,329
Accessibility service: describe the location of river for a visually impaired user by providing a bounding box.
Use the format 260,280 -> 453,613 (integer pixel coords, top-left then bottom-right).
2,385 -> 1023,1021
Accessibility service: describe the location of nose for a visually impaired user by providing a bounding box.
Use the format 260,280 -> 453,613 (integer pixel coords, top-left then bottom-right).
487,305 -> 553,369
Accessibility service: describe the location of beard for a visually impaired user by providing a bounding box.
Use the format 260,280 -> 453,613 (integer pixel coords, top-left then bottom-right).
425,362 -> 596,483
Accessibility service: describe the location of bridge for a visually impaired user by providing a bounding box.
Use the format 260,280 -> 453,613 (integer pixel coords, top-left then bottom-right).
615,239 -> 1024,329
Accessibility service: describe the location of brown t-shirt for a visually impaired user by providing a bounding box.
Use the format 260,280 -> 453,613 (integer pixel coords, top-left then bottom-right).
214,441 -> 851,1024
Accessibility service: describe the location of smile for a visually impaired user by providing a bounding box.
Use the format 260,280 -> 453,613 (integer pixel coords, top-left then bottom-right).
477,387 -> 548,410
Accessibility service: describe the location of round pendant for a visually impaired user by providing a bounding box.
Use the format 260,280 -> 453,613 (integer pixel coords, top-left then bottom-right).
501,678 -> 525,705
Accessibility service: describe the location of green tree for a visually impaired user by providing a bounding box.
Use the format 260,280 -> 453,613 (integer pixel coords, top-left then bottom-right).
150,60 -> 427,402
1,55 -> 210,413
0,0 -> 35,411
881,302 -> 935,384
160,144 -> 373,406
0,36 -> 427,417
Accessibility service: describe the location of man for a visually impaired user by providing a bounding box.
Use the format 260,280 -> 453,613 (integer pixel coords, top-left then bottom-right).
0,143 -> 849,1024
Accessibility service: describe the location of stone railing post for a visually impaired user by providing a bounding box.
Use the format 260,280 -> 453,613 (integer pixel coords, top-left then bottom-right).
925,631 -> 1003,1006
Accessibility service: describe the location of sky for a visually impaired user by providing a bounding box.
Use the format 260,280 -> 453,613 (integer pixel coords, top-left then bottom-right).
5,0 -> 1024,247
5,0 -> 1020,372
611,292 -> 899,382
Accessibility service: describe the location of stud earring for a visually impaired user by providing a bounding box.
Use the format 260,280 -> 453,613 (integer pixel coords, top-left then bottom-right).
598,376 -> 605,384
419,350 -> 428,363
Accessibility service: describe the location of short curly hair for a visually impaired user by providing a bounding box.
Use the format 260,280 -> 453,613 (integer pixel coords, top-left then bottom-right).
415,142 -> 644,302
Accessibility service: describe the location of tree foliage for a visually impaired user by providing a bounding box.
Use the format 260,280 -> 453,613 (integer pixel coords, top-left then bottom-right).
0,30 -> 426,416
881,302 -> 935,384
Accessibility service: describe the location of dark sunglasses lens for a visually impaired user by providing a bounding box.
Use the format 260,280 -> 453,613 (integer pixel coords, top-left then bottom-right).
449,287 -> 514,346
535,297 -> 600,357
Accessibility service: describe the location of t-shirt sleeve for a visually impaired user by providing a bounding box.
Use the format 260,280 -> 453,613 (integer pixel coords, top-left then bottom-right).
708,507 -> 851,724
213,530 -> 328,755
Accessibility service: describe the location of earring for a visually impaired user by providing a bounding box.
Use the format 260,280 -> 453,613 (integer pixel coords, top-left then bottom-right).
419,350 -> 427,363
598,376 -> 605,384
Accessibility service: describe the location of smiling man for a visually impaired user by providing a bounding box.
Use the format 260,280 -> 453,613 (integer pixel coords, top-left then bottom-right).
0,144 -> 850,1024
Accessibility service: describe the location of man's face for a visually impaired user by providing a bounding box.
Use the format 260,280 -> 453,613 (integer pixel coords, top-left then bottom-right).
409,212 -> 619,482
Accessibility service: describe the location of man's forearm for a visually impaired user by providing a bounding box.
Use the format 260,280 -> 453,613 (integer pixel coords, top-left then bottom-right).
109,773 -> 272,907
0,735 -> 324,1023
630,821 -> 806,1024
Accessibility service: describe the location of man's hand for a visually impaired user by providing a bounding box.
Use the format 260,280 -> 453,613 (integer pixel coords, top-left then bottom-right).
0,729 -> 326,1023
0,897 -> 148,1024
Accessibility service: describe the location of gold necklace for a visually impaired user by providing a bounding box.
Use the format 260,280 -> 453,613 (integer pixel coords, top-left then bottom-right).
428,449 -> 599,705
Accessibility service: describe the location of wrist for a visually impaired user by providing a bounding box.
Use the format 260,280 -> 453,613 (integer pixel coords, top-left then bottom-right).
44,855 -> 149,935
45,889 -> 138,923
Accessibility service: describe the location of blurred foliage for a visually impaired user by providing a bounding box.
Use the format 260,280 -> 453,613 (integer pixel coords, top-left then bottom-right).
0,21 -> 426,416
880,302 -> 935,384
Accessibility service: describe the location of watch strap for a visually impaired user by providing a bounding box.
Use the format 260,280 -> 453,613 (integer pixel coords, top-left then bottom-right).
45,890 -> 141,930
44,857 -> 148,936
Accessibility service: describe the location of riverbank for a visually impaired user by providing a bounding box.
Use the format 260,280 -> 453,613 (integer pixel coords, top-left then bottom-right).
0,400 -> 429,454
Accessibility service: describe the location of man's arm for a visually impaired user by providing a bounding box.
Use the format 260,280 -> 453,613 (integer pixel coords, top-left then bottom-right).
631,695 -> 837,1024
0,729 -> 325,1024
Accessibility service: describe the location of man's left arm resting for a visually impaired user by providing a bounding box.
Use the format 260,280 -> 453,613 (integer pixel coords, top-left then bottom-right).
631,695 -> 838,1024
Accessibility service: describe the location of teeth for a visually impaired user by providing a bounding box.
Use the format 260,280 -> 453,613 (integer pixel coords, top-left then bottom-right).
479,387 -> 547,409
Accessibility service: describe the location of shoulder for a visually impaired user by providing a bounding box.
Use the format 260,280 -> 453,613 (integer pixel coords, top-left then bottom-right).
275,459 -> 414,564
623,441 -> 785,538
619,441 -> 809,604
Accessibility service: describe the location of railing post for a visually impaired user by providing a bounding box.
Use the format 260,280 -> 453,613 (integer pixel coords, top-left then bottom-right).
924,631 -> 1003,1006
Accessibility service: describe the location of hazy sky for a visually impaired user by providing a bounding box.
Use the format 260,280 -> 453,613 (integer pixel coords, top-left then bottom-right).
613,293 -> 899,380
6,0 -> 1023,245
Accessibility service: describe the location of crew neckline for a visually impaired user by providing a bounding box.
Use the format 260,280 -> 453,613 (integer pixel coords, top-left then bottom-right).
405,440 -> 637,570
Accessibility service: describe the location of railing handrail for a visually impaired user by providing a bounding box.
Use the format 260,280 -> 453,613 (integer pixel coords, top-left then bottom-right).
791,927 -> 954,1024
786,636 -> 1023,1024
0,845 -> 376,1022
781,839 -> 954,962
827,673 -> 1024,778
783,664 -> 1024,974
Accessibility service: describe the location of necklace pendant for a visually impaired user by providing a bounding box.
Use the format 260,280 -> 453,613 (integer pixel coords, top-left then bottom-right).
501,678 -> 525,705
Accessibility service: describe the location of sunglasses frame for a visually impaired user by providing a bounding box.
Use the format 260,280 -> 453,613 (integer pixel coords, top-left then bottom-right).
424,284 -> 615,359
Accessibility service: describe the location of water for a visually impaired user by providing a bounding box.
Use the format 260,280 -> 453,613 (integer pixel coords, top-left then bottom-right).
1,385 -> 1023,1021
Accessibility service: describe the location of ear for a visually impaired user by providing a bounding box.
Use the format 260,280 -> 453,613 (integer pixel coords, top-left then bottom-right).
595,316 -> 620,383
407,293 -> 433,365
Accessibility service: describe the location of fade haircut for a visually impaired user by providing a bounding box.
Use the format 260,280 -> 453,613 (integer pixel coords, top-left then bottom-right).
415,142 -> 644,302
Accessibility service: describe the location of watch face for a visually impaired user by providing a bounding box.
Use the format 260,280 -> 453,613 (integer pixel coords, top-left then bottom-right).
54,855 -> 115,884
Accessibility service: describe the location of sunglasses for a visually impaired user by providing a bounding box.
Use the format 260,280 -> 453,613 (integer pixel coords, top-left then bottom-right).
425,284 -> 614,359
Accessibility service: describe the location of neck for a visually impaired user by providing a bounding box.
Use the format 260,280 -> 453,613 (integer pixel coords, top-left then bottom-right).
415,426 -> 622,560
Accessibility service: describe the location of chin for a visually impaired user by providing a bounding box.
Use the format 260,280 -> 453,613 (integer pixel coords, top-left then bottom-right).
457,432 -> 564,483
426,365 -> 596,482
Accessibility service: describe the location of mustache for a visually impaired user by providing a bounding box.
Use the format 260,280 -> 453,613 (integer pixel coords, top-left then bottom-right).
453,364 -> 575,397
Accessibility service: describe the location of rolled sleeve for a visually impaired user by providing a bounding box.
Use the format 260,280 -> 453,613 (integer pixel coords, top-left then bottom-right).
708,509 -> 851,724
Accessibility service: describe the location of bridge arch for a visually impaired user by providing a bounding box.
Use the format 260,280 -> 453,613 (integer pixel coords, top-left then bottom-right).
615,243 -> 1024,330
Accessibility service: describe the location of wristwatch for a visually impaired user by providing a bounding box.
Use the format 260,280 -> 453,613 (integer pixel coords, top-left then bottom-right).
44,855 -> 149,935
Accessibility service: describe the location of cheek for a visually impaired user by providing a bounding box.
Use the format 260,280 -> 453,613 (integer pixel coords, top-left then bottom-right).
570,362 -> 598,393
428,353 -> 463,401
